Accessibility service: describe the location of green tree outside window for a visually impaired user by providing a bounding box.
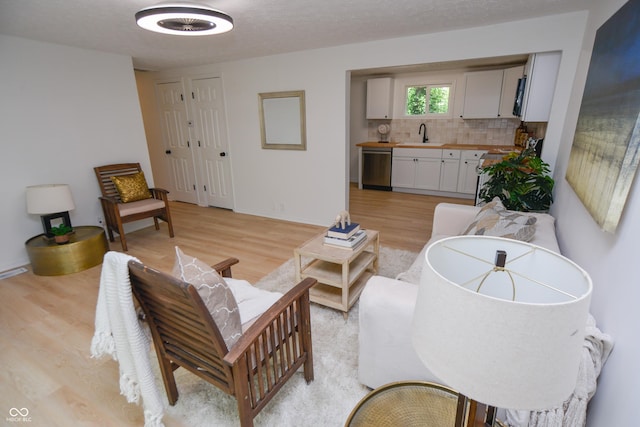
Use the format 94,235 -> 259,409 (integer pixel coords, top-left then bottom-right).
406,85 -> 451,116
407,86 -> 427,115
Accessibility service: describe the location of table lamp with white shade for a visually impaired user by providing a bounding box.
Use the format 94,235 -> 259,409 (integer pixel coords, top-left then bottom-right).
412,235 -> 592,426
26,184 -> 76,237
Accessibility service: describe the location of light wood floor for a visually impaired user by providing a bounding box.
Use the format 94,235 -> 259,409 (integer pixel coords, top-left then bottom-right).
0,186 -> 471,426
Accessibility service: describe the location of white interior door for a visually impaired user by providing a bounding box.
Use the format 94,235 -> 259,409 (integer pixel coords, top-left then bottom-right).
190,77 -> 234,209
156,80 -> 198,204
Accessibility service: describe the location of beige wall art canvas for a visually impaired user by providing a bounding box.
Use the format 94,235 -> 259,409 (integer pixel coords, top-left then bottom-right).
566,0 -> 640,233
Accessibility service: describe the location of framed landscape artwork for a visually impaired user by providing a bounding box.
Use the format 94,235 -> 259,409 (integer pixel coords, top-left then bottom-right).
566,0 -> 640,233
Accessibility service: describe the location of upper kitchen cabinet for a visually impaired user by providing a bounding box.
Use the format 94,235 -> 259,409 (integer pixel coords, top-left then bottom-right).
499,65 -> 525,118
460,69 -> 504,119
519,52 -> 561,122
366,77 -> 394,119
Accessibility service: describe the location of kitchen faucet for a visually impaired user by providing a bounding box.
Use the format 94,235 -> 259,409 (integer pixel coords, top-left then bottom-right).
419,123 -> 429,143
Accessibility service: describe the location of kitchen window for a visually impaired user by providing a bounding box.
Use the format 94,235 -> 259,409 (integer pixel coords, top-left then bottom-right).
405,84 -> 451,117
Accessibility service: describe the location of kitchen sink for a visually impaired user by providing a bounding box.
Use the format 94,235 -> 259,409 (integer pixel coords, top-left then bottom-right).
395,141 -> 445,146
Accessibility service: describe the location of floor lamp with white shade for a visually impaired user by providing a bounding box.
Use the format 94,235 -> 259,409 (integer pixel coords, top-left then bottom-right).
412,235 -> 592,426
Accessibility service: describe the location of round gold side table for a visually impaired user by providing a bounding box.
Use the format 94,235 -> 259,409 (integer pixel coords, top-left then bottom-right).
25,226 -> 109,276
345,381 -> 462,427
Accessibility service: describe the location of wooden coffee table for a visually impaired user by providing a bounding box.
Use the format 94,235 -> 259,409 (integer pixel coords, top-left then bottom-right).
294,229 -> 379,317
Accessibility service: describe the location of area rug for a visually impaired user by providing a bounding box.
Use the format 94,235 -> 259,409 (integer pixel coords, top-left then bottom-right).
162,246 -> 418,426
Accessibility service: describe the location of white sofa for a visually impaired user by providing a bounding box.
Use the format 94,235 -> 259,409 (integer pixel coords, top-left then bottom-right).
358,202 -> 560,389
358,203 -> 615,426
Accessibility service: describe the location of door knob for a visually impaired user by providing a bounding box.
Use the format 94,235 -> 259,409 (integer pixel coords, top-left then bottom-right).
165,150 -> 172,154
220,152 -> 226,157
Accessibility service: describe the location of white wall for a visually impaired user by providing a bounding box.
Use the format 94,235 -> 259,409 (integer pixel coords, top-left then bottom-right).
148,51 -> 352,225
0,35 -> 153,271
142,11 -> 640,424
2,6 -> 632,422
135,71 -> 172,191
144,12 -> 588,228
349,75 -> 369,183
550,0 -> 636,424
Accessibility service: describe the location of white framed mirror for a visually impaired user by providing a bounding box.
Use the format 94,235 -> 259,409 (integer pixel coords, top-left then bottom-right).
259,90 -> 306,150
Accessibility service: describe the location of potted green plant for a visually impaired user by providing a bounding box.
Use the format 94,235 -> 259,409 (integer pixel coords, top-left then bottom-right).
478,148 -> 554,212
50,224 -> 73,244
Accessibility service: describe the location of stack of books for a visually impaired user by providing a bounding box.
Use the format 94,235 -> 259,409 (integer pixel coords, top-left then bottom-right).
323,223 -> 366,249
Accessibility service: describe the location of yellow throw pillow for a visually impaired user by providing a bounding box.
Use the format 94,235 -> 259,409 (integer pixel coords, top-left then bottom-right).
110,171 -> 152,203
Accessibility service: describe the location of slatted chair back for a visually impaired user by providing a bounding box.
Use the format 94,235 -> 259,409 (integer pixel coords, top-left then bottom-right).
94,163 -> 143,203
128,260 -> 235,395
93,163 -> 174,251
128,259 -> 315,427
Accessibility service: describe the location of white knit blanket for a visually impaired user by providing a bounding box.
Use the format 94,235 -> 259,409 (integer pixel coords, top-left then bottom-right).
90,251 -> 165,427
505,314 -> 614,427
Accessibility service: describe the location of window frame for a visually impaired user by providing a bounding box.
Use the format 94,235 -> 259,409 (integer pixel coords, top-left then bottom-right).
404,82 -> 454,118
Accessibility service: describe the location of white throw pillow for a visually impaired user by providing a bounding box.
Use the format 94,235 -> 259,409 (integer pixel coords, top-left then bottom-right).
225,278 -> 283,327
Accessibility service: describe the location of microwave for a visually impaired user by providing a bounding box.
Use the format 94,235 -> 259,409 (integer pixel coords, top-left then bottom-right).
512,76 -> 527,117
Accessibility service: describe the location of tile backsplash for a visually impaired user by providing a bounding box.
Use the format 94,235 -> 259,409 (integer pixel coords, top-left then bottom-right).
368,118 -> 546,146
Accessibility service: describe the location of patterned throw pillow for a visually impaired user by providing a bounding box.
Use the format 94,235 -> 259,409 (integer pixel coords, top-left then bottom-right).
110,172 -> 152,203
172,247 -> 242,349
463,198 -> 537,242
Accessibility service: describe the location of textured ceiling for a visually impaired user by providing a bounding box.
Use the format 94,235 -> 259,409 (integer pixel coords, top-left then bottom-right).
0,0 -> 591,71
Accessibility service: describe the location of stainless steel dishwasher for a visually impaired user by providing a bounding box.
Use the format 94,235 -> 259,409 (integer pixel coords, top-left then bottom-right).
362,147 -> 392,191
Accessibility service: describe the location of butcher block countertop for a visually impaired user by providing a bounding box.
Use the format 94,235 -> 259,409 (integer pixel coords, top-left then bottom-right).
356,141 -> 520,154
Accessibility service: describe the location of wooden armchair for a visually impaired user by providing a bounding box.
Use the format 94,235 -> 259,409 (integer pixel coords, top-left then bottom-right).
94,163 -> 174,251
128,257 -> 316,427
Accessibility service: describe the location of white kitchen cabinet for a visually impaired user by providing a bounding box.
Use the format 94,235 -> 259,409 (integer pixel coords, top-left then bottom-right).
393,147 -> 490,197
457,150 -> 487,194
391,156 -> 417,188
520,52 -> 561,122
392,148 -> 442,190
415,158 -> 442,190
366,77 -> 394,119
440,150 -> 460,192
499,65 -> 525,118
461,70 -> 504,119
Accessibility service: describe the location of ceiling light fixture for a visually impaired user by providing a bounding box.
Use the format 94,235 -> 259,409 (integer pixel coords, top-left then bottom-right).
135,3 -> 234,36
